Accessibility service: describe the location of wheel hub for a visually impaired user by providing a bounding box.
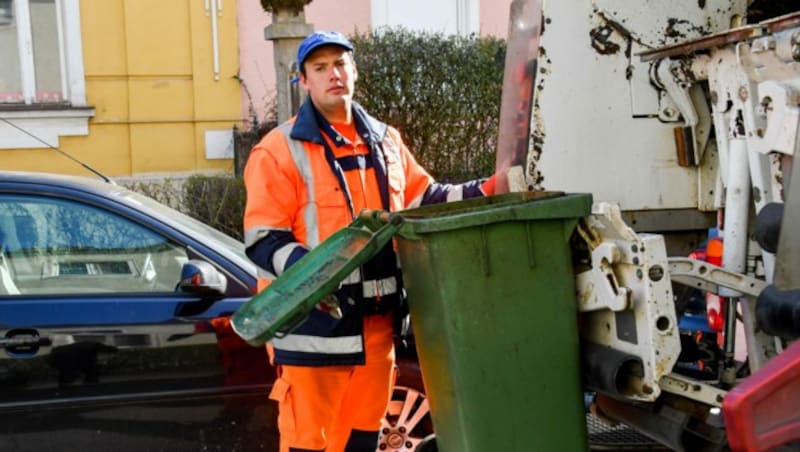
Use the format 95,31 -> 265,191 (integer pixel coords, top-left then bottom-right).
386,431 -> 405,449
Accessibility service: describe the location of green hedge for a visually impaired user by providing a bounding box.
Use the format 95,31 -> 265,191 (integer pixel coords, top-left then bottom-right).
352,29 -> 505,182
182,175 -> 246,241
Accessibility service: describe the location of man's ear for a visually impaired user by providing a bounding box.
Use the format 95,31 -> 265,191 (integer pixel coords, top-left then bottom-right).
298,73 -> 309,91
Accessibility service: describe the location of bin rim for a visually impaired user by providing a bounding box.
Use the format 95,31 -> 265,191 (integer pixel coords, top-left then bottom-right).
396,191 -> 592,236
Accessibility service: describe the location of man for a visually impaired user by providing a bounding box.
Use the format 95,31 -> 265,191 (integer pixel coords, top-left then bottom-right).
243,30 -> 496,452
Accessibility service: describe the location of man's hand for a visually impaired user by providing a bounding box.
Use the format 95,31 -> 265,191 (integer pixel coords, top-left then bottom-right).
316,294 -> 343,319
483,165 -> 528,196
481,173 -> 497,196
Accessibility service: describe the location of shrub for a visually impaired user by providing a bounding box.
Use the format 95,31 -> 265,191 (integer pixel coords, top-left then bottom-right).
182,175 -> 246,241
350,29 -> 506,182
124,179 -> 183,210
259,0 -> 312,14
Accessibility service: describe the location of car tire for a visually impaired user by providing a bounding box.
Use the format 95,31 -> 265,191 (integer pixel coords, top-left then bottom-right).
415,434 -> 437,452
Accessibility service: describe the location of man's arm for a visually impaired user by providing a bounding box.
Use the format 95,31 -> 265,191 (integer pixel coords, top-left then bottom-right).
245,231 -> 309,278
388,128 -> 496,208
418,178 -> 494,205
243,143 -> 308,280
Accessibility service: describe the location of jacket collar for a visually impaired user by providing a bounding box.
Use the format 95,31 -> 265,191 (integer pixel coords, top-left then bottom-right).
289,98 -> 388,145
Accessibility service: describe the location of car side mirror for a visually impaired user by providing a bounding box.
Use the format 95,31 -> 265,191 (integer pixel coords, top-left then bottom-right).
177,260 -> 227,297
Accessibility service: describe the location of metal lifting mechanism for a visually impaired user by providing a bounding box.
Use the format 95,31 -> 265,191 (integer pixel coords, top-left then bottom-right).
576,202 -> 681,403
575,202 -> 773,406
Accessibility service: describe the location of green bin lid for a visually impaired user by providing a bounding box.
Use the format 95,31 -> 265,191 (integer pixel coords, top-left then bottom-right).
231,211 -> 401,345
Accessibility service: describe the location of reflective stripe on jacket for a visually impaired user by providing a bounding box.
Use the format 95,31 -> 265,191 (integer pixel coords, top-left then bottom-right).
243,99 -> 487,366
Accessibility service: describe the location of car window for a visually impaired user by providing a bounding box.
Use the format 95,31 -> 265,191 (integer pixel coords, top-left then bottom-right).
125,189 -> 247,257
0,195 -> 188,295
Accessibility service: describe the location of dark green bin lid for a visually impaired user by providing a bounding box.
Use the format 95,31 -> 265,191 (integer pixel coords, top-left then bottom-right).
230,211 -> 402,345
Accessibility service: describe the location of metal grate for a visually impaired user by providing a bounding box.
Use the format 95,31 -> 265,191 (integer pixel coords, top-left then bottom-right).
587,414 -> 671,451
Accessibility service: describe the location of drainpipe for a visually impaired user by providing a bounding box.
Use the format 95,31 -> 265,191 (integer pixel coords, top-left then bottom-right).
264,9 -> 313,123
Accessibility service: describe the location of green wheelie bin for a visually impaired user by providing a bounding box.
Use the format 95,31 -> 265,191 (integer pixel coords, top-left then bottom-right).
392,191 -> 591,451
231,191 -> 592,451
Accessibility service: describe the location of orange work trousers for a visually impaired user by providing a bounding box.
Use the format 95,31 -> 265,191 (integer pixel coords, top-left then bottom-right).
268,313 -> 396,452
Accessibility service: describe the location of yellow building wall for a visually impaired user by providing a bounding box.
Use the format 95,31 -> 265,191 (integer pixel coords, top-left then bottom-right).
4,0 -> 243,178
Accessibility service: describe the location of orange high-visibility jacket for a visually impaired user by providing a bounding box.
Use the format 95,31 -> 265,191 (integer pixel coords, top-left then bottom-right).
243,100 -> 488,365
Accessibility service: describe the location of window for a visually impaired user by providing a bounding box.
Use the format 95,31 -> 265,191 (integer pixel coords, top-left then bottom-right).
0,195 -> 189,295
0,0 -> 92,149
371,0 -> 479,36
0,0 -> 11,26
0,0 -> 85,104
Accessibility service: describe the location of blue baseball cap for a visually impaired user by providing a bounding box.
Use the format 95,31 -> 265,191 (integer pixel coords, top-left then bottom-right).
296,31 -> 354,71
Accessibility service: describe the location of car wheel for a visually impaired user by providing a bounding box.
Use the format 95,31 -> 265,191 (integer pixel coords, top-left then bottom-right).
378,385 -> 433,452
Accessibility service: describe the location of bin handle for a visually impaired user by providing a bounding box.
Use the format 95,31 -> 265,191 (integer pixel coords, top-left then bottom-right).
356,209 -> 404,230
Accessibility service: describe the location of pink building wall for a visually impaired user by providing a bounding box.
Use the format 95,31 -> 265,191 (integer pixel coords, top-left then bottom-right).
236,0 -> 510,125
480,0 -> 512,37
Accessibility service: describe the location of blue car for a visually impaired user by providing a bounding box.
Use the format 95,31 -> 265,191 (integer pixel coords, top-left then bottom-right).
0,171 -> 428,452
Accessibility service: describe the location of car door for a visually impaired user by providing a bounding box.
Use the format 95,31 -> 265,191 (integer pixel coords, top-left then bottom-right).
0,190 -> 277,451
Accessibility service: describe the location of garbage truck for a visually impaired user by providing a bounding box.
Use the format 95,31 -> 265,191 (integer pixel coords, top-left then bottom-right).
523,0 -> 800,450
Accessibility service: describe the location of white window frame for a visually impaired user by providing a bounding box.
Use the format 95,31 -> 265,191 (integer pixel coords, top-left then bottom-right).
371,0 -> 479,36
0,0 -> 93,149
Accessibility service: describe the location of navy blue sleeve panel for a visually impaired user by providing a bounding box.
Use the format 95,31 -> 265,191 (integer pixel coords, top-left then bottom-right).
420,178 -> 487,206
285,246 -> 309,269
245,230 -> 308,275
463,178 -> 489,198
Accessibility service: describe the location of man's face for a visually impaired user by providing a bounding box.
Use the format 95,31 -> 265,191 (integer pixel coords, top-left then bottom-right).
299,46 -> 357,118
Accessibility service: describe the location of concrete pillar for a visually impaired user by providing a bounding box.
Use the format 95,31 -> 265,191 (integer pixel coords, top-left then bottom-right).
264,10 -> 313,122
